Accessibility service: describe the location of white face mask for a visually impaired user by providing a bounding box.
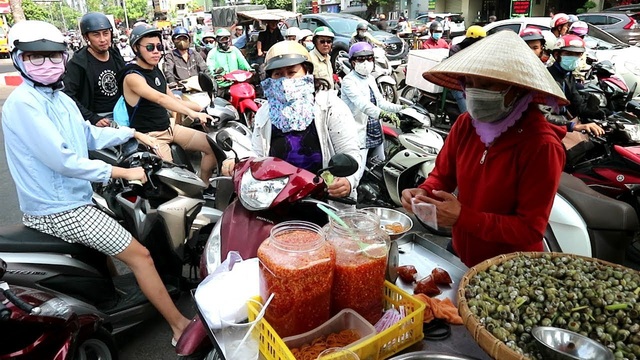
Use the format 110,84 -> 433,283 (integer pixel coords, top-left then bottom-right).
465,86 -> 514,123
354,61 -> 374,77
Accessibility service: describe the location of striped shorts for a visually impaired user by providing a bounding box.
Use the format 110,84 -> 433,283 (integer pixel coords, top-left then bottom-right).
23,205 -> 132,256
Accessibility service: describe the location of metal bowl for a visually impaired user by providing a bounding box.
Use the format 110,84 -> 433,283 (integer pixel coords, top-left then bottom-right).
387,351 -> 482,360
532,327 -> 614,360
363,207 -> 413,240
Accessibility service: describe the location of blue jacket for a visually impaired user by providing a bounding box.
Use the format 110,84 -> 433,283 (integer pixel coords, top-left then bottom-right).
2,79 -> 135,216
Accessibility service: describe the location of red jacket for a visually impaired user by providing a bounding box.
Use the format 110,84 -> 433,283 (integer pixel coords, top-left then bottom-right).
421,38 -> 450,49
418,105 -> 566,267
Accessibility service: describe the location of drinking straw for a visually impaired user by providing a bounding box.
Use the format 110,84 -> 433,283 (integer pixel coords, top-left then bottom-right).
230,293 -> 275,359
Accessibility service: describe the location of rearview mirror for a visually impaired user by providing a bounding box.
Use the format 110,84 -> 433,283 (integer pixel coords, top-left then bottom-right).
216,131 -> 234,152
198,73 -> 215,100
325,154 -> 359,177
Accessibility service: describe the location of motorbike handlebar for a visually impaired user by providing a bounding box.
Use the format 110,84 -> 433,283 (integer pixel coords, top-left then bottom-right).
0,282 -> 40,316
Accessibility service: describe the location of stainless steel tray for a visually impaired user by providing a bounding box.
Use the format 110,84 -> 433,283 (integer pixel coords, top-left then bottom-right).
393,232 -> 468,304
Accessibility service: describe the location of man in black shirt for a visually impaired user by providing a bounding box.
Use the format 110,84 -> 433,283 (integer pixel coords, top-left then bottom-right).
257,20 -> 284,60
63,12 -> 125,127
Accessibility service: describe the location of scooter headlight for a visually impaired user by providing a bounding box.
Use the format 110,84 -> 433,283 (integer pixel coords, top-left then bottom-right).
624,124 -> 640,142
239,169 -> 288,211
202,220 -> 222,276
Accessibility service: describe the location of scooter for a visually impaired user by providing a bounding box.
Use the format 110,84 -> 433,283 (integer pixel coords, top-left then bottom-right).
222,69 -> 261,129
0,258 -> 117,359
336,47 -> 398,104
0,144 -> 221,337
175,135 -> 359,358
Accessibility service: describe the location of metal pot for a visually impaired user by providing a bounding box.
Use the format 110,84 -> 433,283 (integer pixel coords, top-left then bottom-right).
387,351 -> 483,360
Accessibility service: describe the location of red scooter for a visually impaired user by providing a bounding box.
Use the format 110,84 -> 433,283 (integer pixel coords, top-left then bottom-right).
0,258 -> 117,359
175,132 -> 358,358
223,70 -> 261,129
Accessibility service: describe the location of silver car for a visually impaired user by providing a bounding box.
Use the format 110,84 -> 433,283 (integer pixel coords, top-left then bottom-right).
578,12 -> 640,45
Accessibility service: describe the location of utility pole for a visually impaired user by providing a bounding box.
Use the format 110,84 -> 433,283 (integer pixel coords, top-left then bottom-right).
59,0 -> 67,30
292,0 -> 296,13
123,0 -> 129,28
9,0 -> 25,22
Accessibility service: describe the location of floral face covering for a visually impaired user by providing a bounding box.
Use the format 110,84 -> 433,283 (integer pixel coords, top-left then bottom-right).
261,74 -> 316,133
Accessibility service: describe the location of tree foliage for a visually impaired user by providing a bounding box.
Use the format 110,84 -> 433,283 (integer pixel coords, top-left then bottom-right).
22,0 -> 47,21
255,0 -> 292,11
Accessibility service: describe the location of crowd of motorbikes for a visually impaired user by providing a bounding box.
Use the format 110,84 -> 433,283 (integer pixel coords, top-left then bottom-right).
4,38 -> 640,360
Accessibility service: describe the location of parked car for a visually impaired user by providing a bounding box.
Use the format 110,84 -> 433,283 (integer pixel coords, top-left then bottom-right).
294,13 -> 408,67
604,4 -> 640,13
578,12 -> 640,45
451,17 -> 640,97
414,13 -> 466,38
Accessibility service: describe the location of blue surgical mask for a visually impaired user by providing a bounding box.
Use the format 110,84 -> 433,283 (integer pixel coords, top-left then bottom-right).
205,43 -> 214,50
305,42 -> 315,51
432,33 -> 442,41
560,55 -> 580,71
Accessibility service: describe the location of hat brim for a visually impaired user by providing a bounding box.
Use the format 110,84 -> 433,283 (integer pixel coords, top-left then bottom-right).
265,53 -> 307,71
350,50 -> 374,58
16,40 -> 67,52
561,46 -> 585,53
422,31 -> 569,106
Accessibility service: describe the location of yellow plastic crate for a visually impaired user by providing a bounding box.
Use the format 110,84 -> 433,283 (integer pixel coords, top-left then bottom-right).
248,281 -> 425,360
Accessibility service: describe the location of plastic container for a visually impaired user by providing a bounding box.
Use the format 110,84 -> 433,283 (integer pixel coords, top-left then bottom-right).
247,281 -> 426,360
257,221 -> 336,338
282,309 -> 375,350
324,210 -> 390,324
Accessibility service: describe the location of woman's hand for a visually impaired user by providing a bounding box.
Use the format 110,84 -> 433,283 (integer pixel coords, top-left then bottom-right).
221,158 -> 236,176
192,112 -> 214,125
134,131 -> 159,149
327,177 -> 351,198
575,123 -> 605,137
417,190 -> 461,228
112,166 -> 147,184
401,188 -> 428,213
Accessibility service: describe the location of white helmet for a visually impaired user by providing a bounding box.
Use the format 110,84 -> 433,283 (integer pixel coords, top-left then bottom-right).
296,29 -> 313,42
8,20 -> 66,53
286,26 -> 300,38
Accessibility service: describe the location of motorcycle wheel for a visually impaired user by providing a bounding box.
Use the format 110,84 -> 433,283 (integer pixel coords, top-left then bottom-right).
75,327 -> 118,360
400,86 -> 421,104
242,110 -> 256,130
380,82 -> 398,104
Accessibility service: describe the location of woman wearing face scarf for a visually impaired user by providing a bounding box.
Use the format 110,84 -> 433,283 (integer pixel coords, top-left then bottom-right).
220,41 -> 362,198
401,31 -> 569,267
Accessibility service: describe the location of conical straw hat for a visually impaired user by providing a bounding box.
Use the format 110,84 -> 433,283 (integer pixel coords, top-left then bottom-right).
423,30 -> 569,105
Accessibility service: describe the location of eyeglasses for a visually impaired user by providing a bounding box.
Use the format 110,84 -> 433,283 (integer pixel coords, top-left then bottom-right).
143,43 -> 164,52
353,55 -> 374,63
25,53 -> 64,66
203,39 -> 215,44
318,39 -> 332,45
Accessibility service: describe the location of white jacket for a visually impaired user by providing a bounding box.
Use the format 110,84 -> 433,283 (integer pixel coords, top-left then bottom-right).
251,90 -> 363,192
341,71 -> 403,149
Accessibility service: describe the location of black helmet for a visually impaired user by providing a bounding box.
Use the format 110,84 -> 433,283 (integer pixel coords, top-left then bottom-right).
129,24 -> 163,48
80,12 -> 112,35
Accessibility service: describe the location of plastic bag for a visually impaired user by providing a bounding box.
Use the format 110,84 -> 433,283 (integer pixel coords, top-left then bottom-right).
112,96 -> 130,127
194,251 -> 260,330
412,198 -> 438,230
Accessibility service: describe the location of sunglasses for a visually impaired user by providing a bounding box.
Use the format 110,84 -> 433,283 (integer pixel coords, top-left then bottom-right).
203,39 -> 215,44
318,39 -> 332,45
143,43 -> 164,52
353,55 -> 374,63
25,53 -> 64,66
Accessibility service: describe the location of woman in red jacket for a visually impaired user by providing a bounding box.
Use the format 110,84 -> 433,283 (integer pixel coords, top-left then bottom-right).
401,31 -> 569,267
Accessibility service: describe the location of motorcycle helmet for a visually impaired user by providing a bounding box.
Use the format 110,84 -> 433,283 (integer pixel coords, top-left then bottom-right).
313,26 -> 335,39
568,14 -> 579,23
297,29 -> 313,43
465,25 -> 486,39
519,27 -> 546,46
348,41 -> 374,59
202,31 -> 216,42
429,21 -> 443,33
8,20 -> 67,84
264,40 -> 313,74
129,24 -> 163,50
286,26 -> 300,40
356,22 -> 368,31
554,34 -> 586,53
569,21 -> 589,37
80,12 -> 112,35
550,13 -> 570,30
172,26 -> 191,40
215,28 -> 231,51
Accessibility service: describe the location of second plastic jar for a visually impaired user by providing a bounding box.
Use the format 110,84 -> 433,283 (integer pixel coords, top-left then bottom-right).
324,210 -> 390,324
257,221 -> 335,337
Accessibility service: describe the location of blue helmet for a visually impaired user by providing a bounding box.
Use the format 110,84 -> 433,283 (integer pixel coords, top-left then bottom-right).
172,26 -> 190,40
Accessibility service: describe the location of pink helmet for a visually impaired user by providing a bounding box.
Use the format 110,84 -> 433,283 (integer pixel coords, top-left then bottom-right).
554,34 -> 586,53
551,13 -> 570,29
569,21 -> 589,37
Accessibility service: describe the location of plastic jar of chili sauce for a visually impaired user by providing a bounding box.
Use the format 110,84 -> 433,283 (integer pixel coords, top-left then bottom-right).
324,210 -> 390,324
257,221 -> 336,337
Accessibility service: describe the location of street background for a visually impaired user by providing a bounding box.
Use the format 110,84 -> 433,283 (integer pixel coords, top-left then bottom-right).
0,58 -> 192,359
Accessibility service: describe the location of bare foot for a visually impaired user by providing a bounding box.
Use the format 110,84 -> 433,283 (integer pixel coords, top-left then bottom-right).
172,316 -> 192,342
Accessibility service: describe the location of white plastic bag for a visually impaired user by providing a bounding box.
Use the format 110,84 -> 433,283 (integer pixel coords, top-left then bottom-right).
194,251 -> 259,330
412,198 -> 438,230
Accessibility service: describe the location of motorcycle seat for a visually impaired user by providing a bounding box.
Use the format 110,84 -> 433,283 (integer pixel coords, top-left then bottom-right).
614,145 -> 640,166
0,224 -> 101,256
557,173 -> 639,231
